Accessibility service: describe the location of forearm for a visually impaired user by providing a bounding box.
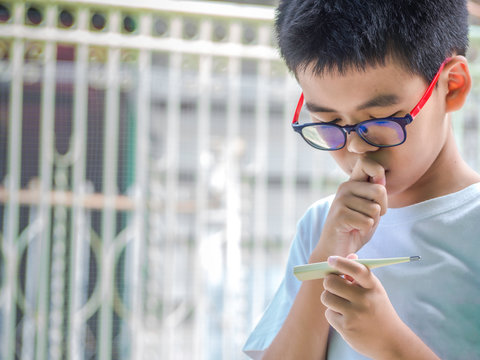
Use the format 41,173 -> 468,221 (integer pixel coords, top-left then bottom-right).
379,321 -> 440,360
263,280 -> 329,359
263,251 -> 330,360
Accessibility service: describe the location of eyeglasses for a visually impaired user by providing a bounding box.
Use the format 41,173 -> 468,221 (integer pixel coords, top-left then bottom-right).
291,58 -> 451,151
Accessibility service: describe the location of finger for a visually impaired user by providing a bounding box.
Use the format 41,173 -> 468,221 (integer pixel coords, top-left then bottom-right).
321,289 -> 350,314
327,256 -> 374,289
338,181 -> 387,215
344,193 -> 383,219
324,308 -> 343,331
335,207 -> 376,233
349,182 -> 387,208
350,157 -> 386,186
323,274 -> 361,301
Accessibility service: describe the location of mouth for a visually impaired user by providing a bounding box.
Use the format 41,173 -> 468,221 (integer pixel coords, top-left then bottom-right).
366,169 -> 389,184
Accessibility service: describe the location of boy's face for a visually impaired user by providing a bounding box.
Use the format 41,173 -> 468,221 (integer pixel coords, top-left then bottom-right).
296,59 -> 451,207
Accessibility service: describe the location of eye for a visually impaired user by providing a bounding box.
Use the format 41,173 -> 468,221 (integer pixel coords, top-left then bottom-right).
358,124 -> 368,134
324,118 -> 342,125
370,112 -> 401,120
310,115 -> 341,124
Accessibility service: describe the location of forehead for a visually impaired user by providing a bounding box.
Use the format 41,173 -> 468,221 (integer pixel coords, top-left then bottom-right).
296,60 -> 426,113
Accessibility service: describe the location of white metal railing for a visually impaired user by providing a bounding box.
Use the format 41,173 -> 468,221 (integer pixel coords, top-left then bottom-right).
0,1 -> 480,360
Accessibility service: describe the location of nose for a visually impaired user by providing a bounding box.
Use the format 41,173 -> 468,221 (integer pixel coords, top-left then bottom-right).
346,131 -> 378,154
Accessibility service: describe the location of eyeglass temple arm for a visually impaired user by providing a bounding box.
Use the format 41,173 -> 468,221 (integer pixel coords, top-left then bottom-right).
292,58 -> 451,124
409,57 -> 451,118
292,92 -> 304,124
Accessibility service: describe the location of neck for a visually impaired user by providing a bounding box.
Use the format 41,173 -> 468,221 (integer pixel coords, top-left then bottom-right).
388,124 -> 480,208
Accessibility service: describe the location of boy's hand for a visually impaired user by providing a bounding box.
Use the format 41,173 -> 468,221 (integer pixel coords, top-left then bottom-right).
321,255 -> 405,359
314,157 -> 387,258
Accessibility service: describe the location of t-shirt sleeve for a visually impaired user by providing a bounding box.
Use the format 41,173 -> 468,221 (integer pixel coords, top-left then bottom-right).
242,198 -> 331,359
242,235 -> 307,359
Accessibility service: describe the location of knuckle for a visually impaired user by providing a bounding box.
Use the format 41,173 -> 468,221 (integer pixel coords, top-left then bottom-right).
335,183 -> 353,200
358,268 -> 373,286
336,206 -> 349,218
350,264 -> 368,281
360,216 -> 375,229
343,314 -> 360,332
372,183 -> 386,198
351,267 -> 363,279
368,202 -> 381,216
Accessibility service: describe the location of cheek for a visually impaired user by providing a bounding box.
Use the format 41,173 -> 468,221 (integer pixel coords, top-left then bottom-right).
404,113 -> 444,155
407,98 -> 447,144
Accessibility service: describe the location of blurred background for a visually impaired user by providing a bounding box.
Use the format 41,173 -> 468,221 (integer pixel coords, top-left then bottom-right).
1,0 -> 480,359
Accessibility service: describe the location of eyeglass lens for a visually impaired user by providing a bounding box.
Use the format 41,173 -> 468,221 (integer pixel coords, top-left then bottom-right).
301,120 -> 406,150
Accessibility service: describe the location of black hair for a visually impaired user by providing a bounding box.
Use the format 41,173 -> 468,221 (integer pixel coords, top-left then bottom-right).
275,0 -> 469,82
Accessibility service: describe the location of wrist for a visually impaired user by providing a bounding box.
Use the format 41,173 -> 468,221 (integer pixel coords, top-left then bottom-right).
310,234 -> 355,262
308,244 -> 331,263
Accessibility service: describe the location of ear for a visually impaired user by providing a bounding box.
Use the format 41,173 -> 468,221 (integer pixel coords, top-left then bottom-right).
444,55 -> 472,113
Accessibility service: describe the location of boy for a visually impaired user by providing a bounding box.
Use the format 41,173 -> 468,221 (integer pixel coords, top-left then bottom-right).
243,0 -> 480,359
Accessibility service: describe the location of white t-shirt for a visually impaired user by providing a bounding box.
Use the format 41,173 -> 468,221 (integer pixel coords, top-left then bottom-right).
243,183 -> 480,359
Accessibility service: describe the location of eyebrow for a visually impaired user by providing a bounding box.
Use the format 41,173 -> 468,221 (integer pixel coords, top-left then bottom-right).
305,94 -> 401,113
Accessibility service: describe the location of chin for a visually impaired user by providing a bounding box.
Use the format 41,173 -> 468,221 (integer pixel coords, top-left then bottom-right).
384,173 -> 402,196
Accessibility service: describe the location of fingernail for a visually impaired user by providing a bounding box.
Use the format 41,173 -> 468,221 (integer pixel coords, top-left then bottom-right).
372,175 -> 386,186
328,256 -> 338,266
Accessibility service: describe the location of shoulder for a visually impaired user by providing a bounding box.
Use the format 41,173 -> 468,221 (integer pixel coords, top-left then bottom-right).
292,194 -> 335,252
296,194 -> 334,228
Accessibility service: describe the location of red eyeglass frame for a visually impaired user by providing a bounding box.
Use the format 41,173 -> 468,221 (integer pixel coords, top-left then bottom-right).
292,58 -> 451,126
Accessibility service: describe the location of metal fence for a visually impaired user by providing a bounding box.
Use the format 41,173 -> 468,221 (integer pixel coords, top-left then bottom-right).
0,1 -> 480,359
